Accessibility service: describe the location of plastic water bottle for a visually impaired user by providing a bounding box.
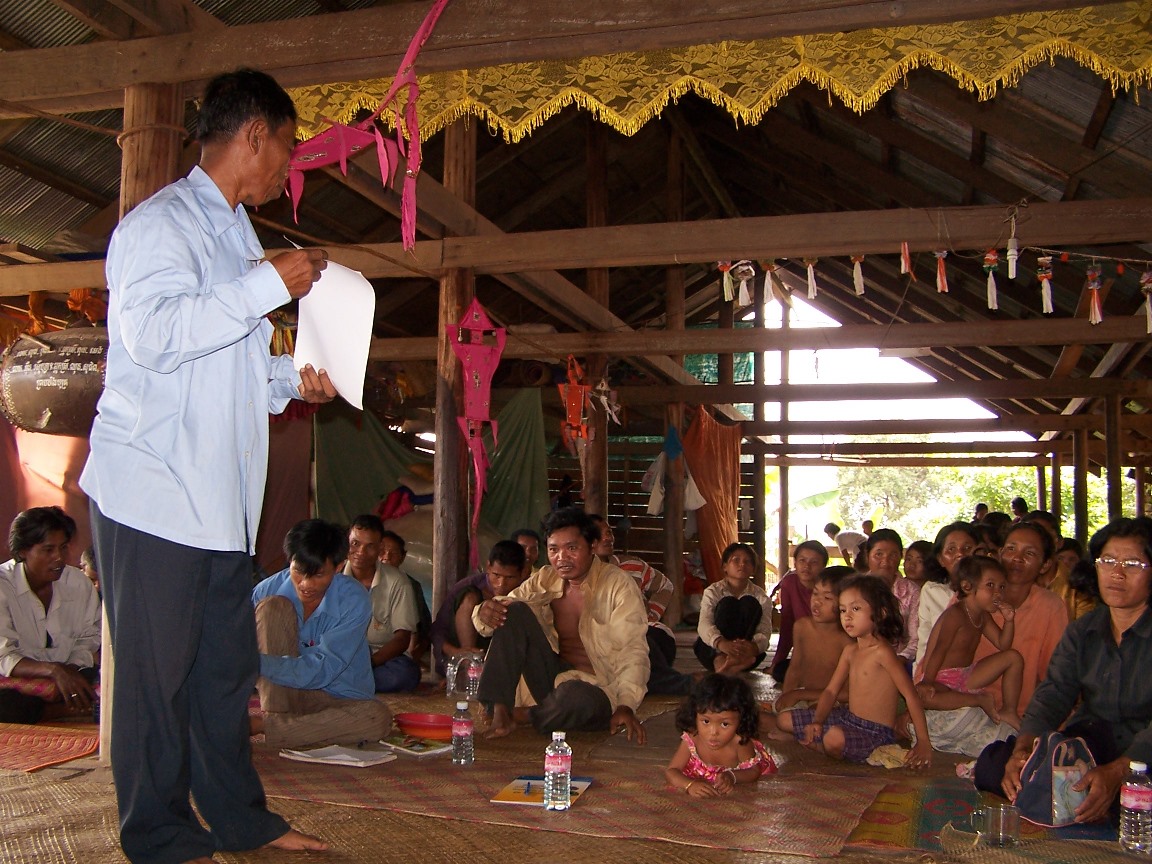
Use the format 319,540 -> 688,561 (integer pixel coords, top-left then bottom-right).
1120,760 -> 1152,854
543,731 -> 572,811
451,701 -> 474,766
465,656 -> 483,700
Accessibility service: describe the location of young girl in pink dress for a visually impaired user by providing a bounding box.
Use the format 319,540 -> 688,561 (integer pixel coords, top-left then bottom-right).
664,673 -> 777,797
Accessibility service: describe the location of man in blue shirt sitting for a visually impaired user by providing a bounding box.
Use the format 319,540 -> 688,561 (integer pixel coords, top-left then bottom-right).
250,519 -> 390,749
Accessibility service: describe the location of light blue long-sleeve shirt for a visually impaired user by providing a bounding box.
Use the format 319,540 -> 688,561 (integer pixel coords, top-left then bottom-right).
252,569 -> 375,700
80,165 -> 299,553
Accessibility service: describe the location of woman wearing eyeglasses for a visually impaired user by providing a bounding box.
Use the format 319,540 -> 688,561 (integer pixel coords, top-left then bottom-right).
977,516 -> 1152,823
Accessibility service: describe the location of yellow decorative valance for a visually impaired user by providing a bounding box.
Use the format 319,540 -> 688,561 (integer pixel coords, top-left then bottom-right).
290,2 -> 1152,142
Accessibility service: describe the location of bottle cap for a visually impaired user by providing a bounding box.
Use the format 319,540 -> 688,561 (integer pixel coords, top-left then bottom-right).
552,731 -> 566,741
1131,761 -> 1148,773
456,701 -> 469,710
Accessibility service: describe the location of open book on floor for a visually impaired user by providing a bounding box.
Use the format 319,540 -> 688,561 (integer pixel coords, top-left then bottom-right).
490,775 -> 593,807
279,745 -> 398,768
378,733 -> 454,758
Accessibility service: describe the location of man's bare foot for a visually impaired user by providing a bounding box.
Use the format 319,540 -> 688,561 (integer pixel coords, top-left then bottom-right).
485,704 -> 517,738
265,828 -> 328,852
713,654 -> 733,675
999,711 -> 1022,730
976,692 -> 1001,724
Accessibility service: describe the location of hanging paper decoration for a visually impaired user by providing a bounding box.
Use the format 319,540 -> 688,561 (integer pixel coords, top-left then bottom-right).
286,0 -> 452,250
1141,269 -> 1152,335
803,258 -> 819,299
729,260 -> 756,306
717,261 -> 734,301
762,260 -> 790,306
1006,213 -> 1020,279
1036,256 -> 1054,314
983,249 -> 1000,310
592,378 -> 622,425
448,297 -> 506,569
1086,265 -> 1103,324
933,251 -> 949,293
900,242 -> 912,276
557,355 -> 592,453
851,255 -> 865,295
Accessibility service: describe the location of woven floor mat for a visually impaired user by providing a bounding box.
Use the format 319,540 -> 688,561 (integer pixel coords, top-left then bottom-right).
256,746 -> 886,857
0,764 -> 913,864
0,722 -> 99,772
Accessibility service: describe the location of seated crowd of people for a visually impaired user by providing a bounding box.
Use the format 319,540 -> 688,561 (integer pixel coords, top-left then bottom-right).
2,497 -> 1150,826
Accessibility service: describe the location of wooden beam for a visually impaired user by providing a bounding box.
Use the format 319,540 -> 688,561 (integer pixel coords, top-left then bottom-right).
8,197 -> 1152,293
612,377 -> 1152,405
108,0 -> 224,34
49,0 -> 138,40
743,416 -> 1152,436
0,0 -> 1123,116
364,316 -> 1151,362
754,441 -> 1152,456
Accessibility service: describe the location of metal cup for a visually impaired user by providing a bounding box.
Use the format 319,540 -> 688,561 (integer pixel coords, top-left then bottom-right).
970,802 -> 1020,847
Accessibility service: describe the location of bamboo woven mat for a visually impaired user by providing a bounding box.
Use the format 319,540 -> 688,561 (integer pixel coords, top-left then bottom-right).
0,768 -> 912,864
254,745 -> 886,857
0,722 -> 99,772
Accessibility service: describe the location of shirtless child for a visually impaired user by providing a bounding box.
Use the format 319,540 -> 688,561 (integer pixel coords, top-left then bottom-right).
763,567 -> 852,740
778,575 -> 932,767
472,508 -> 649,743
916,555 -> 1024,729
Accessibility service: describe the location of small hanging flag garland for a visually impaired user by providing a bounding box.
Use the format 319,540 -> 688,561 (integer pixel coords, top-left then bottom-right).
1141,269 -> 1152,334
717,261 -> 734,301
730,260 -> 756,306
1036,256 -> 1054,314
983,249 -> 1000,310
934,251 -> 949,294
803,258 -> 819,299
900,242 -> 915,279
1086,265 -> 1103,324
851,255 -> 865,295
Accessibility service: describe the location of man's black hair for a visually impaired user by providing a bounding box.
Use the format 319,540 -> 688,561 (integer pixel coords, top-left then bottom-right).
489,540 -> 527,570
9,506 -> 77,559
283,519 -> 348,576
542,507 -> 599,547
196,68 -> 297,144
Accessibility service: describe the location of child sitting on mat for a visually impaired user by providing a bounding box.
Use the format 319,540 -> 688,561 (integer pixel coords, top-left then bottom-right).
664,673 -> 777,798
777,574 -> 932,768
763,566 -> 853,740
915,555 -> 1024,730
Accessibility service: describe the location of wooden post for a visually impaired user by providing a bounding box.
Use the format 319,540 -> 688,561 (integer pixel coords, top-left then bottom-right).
1073,428 -> 1090,548
433,118 -> 475,616
1050,452 -> 1062,519
1036,464 -> 1047,518
583,117 -> 609,516
663,126 -> 686,625
777,305 -> 792,581
752,276 -> 767,576
1137,463 -> 1147,517
1105,393 -> 1124,520
101,82 -> 186,762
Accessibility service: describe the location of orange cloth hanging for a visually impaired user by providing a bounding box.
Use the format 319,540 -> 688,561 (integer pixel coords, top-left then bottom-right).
682,406 -> 742,585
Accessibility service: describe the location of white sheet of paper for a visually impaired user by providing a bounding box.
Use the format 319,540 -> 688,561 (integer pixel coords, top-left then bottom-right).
293,261 -> 375,410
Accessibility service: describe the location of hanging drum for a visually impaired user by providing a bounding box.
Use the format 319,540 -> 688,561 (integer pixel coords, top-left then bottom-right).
0,328 -> 107,436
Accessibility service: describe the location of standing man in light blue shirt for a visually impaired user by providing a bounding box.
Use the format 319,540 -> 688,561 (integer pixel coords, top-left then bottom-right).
81,69 -> 333,864
250,519 -> 389,750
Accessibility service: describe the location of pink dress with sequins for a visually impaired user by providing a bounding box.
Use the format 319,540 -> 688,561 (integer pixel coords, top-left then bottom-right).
680,732 -> 778,782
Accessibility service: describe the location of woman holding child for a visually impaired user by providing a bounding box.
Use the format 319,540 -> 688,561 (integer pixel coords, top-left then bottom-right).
978,517 -> 1152,823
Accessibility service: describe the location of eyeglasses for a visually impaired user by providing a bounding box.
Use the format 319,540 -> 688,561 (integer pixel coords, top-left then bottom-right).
1095,556 -> 1151,577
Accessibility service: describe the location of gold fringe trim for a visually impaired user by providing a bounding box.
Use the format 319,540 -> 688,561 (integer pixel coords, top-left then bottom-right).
289,3 -> 1152,142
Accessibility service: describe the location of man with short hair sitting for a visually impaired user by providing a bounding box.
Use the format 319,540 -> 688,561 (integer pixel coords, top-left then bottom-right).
343,515 -> 421,693
251,519 -> 390,749
473,508 -> 649,741
431,540 -> 526,676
